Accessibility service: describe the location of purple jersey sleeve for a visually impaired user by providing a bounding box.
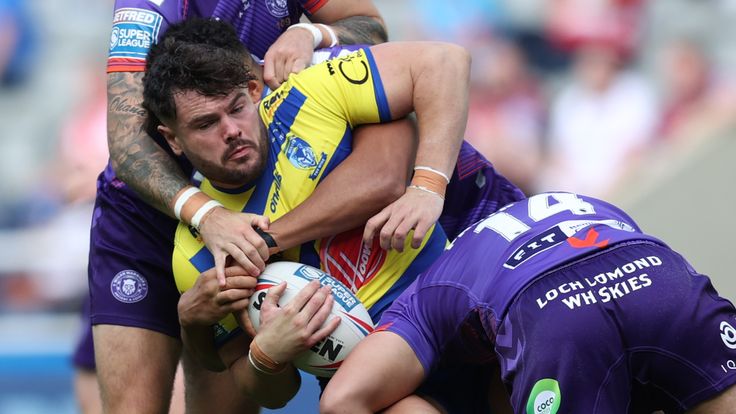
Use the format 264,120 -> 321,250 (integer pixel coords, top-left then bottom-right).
107,0 -> 180,72
378,281 -> 479,375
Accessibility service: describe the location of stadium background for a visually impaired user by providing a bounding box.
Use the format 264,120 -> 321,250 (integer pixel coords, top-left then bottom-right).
0,0 -> 734,413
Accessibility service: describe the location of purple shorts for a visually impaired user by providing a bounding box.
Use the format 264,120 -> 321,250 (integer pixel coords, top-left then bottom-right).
497,241 -> 736,413
87,170 -> 180,338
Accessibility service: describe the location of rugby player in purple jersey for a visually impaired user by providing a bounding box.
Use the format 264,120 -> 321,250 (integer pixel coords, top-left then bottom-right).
322,192 -> 736,413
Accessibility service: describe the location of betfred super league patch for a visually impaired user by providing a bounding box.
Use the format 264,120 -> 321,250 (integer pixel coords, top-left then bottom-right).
108,8 -> 163,65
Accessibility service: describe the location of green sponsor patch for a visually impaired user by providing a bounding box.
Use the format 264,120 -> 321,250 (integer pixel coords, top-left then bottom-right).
526,378 -> 561,414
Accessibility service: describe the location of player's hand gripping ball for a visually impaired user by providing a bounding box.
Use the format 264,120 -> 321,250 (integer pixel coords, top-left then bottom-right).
247,261 -> 374,377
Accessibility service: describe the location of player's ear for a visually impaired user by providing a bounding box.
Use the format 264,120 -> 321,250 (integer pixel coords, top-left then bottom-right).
247,79 -> 263,103
158,124 -> 183,156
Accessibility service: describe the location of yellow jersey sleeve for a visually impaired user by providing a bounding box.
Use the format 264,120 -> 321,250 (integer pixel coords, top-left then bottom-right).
262,47 -> 391,132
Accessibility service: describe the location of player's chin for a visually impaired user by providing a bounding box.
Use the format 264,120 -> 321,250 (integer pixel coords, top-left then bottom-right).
229,165 -> 263,184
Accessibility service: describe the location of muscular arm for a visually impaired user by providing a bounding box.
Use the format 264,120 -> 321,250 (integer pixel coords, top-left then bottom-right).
361,41 -> 471,250
332,16 -> 387,44
182,121 -> 414,374
221,335 -> 302,409
375,42 -> 470,177
110,0 -> 388,220
180,324 -> 226,372
268,119 -> 414,250
107,71 -> 188,214
320,332 -> 425,413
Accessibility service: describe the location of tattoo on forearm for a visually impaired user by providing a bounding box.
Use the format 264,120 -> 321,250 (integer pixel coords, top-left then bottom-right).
107,72 -> 188,215
332,16 -> 387,45
109,96 -> 146,117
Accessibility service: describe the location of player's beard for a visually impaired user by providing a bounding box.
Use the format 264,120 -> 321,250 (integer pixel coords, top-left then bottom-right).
191,134 -> 269,188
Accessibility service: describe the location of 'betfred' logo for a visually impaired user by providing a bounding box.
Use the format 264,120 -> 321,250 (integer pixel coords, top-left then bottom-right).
320,228 -> 386,292
113,8 -> 158,24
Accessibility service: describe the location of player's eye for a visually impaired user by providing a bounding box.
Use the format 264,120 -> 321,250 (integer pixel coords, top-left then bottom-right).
232,105 -> 244,114
197,121 -> 214,130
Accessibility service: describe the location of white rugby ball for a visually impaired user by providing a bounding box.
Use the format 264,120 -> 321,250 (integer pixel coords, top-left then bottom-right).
247,261 -> 374,377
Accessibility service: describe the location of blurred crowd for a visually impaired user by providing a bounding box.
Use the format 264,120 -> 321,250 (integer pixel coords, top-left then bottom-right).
403,0 -> 736,197
1,0 -> 735,315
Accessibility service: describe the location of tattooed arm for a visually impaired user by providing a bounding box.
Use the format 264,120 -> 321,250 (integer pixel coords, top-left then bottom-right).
311,1 -> 387,44
107,71 -> 187,213
331,16 -> 387,44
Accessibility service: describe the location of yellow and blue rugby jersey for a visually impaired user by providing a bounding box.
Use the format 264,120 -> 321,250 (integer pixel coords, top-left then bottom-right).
172,49 -> 447,344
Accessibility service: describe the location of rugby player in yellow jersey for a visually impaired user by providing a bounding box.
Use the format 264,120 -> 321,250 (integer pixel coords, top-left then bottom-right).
141,19 -> 470,409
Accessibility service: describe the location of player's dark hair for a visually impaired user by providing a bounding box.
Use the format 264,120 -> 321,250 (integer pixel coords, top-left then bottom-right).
142,18 -> 256,126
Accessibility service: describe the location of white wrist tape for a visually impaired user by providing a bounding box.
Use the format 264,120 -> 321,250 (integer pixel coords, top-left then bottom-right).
287,23 -> 322,49
173,187 -> 201,221
316,23 -> 338,47
191,200 -> 224,230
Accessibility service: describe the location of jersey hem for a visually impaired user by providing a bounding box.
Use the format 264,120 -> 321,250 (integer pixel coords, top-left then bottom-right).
682,373 -> 736,410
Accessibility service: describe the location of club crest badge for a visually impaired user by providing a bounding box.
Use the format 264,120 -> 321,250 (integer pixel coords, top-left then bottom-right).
286,137 -> 317,169
265,0 -> 288,17
284,136 -> 327,179
111,270 -> 149,303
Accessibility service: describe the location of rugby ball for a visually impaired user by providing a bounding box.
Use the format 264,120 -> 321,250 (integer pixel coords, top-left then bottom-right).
247,261 -> 374,377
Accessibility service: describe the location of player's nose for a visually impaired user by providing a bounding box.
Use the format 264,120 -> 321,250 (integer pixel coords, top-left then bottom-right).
222,116 -> 242,142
